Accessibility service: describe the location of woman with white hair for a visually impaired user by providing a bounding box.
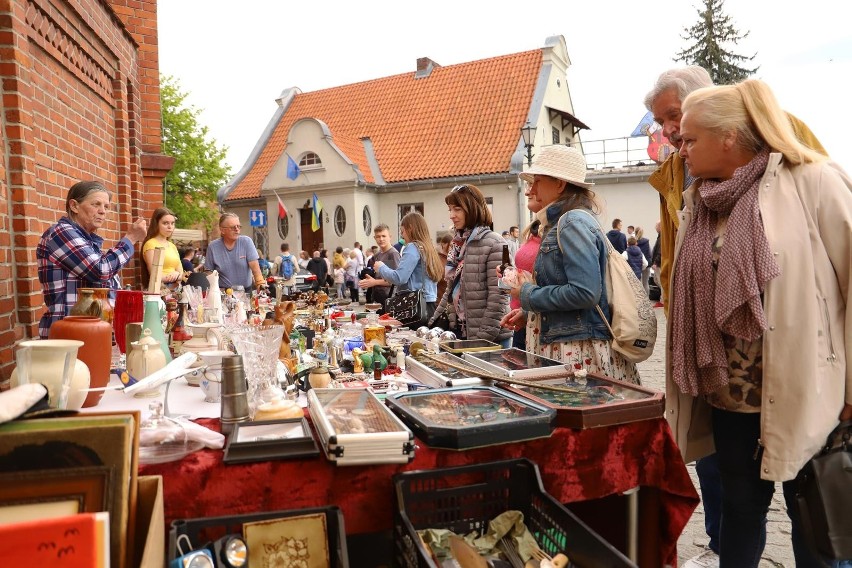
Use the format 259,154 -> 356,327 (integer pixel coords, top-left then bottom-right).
671,78 -> 852,566
502,145 -> 640,383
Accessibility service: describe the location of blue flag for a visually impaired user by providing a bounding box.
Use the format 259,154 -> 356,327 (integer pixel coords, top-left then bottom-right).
286,154 -> 301,180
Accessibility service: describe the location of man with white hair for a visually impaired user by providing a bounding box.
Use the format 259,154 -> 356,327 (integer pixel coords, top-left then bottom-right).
644,66 -> 826,568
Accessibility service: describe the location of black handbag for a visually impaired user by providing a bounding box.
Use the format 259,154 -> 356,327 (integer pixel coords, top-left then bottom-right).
385,289 -> 428,328
795,420 -> 852,559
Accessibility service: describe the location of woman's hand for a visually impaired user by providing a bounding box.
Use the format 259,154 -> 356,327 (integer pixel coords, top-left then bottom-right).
508,270 -> 533,300
164,270 -> 182,283
500,308 -> 527,331
126,218 -> 147,244
373,261 -> 384,272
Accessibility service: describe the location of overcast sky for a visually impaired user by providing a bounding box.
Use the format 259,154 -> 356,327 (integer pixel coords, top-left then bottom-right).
158,1 -> 852,174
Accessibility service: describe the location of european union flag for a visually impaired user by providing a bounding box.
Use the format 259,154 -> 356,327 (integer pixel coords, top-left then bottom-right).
311,193 -> 323,232
286,154 -> 301,180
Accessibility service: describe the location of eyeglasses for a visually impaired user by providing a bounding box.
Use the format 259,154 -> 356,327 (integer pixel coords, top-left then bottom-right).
451,184 -> 469,193
220,225 -> 241,231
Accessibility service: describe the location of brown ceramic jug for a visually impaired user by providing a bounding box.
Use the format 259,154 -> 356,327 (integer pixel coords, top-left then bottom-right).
49,315 -> 112,407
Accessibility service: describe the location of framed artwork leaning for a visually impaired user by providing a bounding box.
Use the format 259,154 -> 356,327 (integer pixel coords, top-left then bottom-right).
0,414 -> 137,568
0,465 -> 112,526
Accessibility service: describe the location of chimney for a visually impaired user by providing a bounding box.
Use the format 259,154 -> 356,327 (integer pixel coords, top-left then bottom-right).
415,57 -> 440,79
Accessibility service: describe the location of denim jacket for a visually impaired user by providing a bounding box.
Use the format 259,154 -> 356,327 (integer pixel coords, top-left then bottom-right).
377,242 -> 437,302
519,203 -> 611,344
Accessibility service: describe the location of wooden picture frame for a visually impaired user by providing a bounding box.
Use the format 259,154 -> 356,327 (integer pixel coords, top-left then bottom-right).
0,414 -> 136,568
0,466 -> 112,526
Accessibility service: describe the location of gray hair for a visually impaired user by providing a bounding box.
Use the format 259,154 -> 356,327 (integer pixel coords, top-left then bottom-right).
218,212 -> 239,227
66,181 -> 110,216
644,66 -> 713,110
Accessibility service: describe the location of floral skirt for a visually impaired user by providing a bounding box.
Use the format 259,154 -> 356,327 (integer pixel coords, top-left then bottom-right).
537,335 -> 641,385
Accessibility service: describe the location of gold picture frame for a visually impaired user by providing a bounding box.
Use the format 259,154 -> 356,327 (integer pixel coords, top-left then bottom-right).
243,512 -> 330,568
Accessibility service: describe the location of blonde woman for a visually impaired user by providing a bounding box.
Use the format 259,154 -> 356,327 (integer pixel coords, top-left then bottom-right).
671,79 -> 852,566
374,212 -> 443,320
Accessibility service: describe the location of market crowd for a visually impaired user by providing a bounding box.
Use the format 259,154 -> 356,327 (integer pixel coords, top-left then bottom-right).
36,67 -> 851,568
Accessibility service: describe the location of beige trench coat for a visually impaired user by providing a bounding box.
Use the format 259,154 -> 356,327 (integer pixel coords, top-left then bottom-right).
665,153 -> 852,481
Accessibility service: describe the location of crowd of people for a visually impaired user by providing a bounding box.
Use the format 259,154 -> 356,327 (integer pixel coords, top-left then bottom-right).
34,67 -> 850,568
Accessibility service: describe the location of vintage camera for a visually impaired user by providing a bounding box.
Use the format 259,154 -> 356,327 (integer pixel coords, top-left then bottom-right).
171,534 -> 247,568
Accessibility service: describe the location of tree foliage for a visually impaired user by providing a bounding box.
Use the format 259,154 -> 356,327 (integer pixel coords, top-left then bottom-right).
161,75 -> 231,231
674,0 -> 758,85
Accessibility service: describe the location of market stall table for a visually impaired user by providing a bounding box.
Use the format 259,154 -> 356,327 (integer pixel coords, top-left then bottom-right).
89,370 -> 698,566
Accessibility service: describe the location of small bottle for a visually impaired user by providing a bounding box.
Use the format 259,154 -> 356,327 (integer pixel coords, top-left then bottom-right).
500,244 -> 512,273
498,244 -> 516,290
373,360 -> 382,380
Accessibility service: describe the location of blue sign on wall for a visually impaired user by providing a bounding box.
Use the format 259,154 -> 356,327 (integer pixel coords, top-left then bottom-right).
249,210 -> 266,227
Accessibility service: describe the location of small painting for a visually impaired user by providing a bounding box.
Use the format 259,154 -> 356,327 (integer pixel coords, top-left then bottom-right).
243,512 -> 329,568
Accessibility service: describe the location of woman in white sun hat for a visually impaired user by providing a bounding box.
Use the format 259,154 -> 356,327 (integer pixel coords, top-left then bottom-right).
501,145 -> 640,383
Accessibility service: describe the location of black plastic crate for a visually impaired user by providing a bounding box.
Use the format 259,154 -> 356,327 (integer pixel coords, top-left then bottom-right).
393,458 -> 635,568
169,505 -> 349,567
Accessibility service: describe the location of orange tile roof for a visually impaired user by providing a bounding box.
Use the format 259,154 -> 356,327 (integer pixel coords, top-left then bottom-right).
225,48 -> 543,201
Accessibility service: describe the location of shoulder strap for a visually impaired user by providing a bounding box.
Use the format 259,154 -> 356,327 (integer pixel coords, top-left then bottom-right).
555,209 -> 616,338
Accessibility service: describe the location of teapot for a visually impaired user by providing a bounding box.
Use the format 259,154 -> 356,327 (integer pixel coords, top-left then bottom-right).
126,330 -> 168,397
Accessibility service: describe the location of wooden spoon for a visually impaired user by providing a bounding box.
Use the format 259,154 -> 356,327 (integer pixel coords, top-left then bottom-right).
449,535 -> 487,568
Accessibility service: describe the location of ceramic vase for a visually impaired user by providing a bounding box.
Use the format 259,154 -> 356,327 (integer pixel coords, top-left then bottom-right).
48,315 -> 112,407
72,288 -> 114,324
126,330 -> 168,398
11,339 -> 89,410
142,293 -> 172,363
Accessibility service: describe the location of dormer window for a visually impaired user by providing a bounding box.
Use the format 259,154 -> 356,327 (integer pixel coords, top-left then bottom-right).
299,152 -> 322,167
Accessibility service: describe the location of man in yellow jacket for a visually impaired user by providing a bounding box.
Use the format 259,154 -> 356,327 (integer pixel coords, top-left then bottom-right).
643,66 -> 826,568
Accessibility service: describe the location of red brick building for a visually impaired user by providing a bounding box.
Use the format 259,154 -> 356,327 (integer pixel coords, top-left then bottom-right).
0,0 -> 171,385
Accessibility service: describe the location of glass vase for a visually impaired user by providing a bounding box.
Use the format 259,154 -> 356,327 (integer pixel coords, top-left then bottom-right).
228,325 -> 285,414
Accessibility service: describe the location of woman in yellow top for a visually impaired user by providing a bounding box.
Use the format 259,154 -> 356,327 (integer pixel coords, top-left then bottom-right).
140,207 -> 183,287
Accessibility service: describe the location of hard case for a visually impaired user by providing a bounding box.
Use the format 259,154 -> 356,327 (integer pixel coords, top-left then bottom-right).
499,371 -> 665,429
308,388 -> 415,465
384,386 -> 554,449
462,348 -> 571,379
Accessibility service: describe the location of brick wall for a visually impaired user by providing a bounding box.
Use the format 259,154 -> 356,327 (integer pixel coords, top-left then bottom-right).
0,0 -> 172,386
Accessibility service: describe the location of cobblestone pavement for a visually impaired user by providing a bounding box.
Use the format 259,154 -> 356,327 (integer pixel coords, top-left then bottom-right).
637,308 -> 795,567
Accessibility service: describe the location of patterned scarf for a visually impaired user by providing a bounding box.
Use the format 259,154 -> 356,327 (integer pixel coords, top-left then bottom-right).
671,150 -> 779,396
444,225 -> 489,323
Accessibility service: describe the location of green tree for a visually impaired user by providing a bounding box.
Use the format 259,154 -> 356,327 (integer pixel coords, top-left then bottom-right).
160,75 -> 231,231
674,0 -> 758,84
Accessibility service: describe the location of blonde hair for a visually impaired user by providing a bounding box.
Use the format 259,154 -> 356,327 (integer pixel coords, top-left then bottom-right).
400,212 -> 444,282
682,79 -> 824,166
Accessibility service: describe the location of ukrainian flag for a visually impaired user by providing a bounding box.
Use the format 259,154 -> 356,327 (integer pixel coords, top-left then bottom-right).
311,193 -> 323,231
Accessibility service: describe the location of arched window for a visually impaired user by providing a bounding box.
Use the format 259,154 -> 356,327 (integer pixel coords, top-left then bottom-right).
298,152 -> 322,167
334,206 -> 346,236
277,215 -> 289,239
362,206 -> 372,235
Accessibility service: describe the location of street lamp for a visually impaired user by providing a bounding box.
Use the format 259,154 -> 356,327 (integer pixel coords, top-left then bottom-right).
520,121 -> 536,167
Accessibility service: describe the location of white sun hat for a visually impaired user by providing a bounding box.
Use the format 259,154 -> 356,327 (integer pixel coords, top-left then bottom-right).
519,145 -> 594,189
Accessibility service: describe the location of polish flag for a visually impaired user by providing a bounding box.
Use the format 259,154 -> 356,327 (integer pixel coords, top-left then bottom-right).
275,191 -> 287,219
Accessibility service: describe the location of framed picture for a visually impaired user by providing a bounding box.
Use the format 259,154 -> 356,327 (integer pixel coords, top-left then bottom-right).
243,512 -> 330,568
0,466 -> 112,526
0,414 -> 136,568
224,418 -> 319,464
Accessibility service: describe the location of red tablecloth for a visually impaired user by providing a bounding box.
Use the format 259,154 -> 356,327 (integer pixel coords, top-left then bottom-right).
142,417 -> 698,565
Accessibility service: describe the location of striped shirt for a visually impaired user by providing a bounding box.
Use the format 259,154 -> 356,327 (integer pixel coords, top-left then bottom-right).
37,217 -> 134,338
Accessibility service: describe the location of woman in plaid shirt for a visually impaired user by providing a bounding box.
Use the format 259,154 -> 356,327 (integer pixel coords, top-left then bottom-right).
36,181 -> 148,338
